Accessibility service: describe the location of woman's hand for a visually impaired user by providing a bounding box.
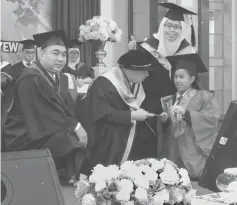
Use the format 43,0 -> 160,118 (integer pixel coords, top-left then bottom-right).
159,112 -> 168,122
128,35 -> 137,50
170,105 -> 185,115
84,77 -> 92,84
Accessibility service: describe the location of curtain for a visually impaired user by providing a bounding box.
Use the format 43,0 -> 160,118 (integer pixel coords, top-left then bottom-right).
52,0 -> 101,66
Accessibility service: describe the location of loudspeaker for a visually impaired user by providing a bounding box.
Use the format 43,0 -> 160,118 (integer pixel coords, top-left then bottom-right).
1,149 -> 65,205
199,100 -> 237,192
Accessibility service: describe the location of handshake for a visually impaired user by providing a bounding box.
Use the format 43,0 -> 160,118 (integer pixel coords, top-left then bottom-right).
77,77 -> 92,87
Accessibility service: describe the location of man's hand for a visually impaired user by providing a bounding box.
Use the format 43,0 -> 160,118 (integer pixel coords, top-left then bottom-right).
159,112 -> 168,122
128,35 -> 137,50
77,79 -> 86,87
75,126 -> 88,148
131,109 -> 153,121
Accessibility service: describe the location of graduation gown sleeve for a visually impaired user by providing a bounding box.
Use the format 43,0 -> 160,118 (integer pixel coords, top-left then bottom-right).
17,75 -> 78,140
187,90 -> 220,154
6,61 -> 26,79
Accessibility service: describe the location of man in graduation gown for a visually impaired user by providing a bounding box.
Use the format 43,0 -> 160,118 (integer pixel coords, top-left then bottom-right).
2,30 -> 88,182
77,50 -> 160,174
7,39 -> 36,80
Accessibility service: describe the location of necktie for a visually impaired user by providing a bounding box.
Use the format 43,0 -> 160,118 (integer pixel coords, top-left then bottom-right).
131,83 -> 136,94
176,95 -> 183,105
55,74 -> 60,87
26,62 -> 31,67
174,95 -> 183,118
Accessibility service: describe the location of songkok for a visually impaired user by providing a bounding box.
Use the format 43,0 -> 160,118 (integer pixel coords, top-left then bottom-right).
118,50 -> 162,71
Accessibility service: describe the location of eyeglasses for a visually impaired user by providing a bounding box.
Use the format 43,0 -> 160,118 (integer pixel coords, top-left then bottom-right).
164,24 -> 182,30
70,51 -> 80,55
24,51 -> 36,55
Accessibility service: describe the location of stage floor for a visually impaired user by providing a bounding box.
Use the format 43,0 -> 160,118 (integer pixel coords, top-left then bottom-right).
61,182 -> 213,205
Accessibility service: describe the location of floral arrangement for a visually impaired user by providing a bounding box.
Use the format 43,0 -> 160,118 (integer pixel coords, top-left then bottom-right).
79,16 -> 123,42
74,158 -> 196,205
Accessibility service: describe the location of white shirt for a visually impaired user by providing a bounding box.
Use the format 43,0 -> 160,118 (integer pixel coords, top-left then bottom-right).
22,60 -> 33,67
47,71 -> 56,81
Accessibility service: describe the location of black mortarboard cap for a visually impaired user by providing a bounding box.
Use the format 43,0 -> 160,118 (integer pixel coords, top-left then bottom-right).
68,39 -> 84,49
140,35 -> 159,50
19,39 -> 36,50
33,30 -> 68,49
118,50 -> 161,71
159,2 -> 197,21
167,53 -> 207,76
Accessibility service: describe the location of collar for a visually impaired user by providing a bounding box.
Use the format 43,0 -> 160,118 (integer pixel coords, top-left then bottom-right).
177,88 -> 192,98
22,60 -> 33,67
47,71 -> 56,80
68,63 -> 77,70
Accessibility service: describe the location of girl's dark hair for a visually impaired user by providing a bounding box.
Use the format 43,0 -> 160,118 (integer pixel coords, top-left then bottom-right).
186,70 -> 200,90
192,79 -> 200,90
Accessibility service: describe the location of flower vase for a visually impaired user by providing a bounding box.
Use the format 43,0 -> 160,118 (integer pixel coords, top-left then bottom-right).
95,41 -> 107,67
94,41 -> 108,77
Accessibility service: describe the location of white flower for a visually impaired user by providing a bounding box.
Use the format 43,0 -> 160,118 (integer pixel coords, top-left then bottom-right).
116,191 -> 131,203
160,163 -> 179,185
227,181 -> 237,192
79,16 -> 122,43
183,189 -> 196,205
89,164 -> 120,183
139,165 -> 158,183
134,187 -> 148,204
134,175 -> 150,190
120,161 -> 142,180
81,194 -> 96,205
169,187 -> 185,204
95,180 -> 106,192
75,180 -> 90,199
108,21 -> 117,31
153,189 -> 170,205
179,168 -> 191,187
118,179 -> 134,193
107,165 -> 121,179
148,158 -> 164,172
